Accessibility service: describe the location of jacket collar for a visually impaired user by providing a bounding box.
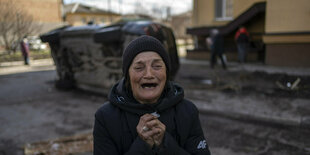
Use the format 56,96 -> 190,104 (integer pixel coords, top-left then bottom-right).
108,78 -> 184,116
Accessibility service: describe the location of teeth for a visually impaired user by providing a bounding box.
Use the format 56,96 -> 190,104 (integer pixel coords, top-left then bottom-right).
142,83 -> 157,88
143,86 -> 154,88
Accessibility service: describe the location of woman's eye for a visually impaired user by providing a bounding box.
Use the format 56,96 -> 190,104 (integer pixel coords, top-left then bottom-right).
153,65 -> 162,69
134,66 -> 143,70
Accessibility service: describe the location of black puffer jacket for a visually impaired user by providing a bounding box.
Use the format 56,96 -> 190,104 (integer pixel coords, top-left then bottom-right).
93,79 -> 211,155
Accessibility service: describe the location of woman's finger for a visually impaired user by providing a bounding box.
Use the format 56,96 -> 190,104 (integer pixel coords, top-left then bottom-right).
141,127 -> 160,137
151,121 -> 166,147
137,114 -> 157,132
145,119 -> 159,128
140,114 -> 157,122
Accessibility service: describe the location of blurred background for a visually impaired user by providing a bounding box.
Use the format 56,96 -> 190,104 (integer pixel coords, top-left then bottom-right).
0,0 -> 309,154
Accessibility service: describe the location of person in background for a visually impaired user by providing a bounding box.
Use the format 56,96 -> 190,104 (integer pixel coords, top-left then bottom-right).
235,26 -> 250,63
20,37 -> 30,65
93,35 -> 211,155
208,29 -> 226,69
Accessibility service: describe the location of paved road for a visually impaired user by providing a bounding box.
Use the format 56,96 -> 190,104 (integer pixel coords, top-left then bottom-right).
0,59 -> 309,154
0,63 -> 104,154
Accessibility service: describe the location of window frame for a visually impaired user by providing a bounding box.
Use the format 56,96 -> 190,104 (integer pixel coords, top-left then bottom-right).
215,0 -> 233,21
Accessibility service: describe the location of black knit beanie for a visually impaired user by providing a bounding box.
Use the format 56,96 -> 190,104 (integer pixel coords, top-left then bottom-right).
122,35 -> 171,79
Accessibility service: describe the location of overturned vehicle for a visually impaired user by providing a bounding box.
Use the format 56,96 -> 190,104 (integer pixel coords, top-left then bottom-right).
41,21 -> 180,94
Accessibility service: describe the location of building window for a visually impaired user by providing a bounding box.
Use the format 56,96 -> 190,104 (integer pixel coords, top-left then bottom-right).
215,0 -> 233,21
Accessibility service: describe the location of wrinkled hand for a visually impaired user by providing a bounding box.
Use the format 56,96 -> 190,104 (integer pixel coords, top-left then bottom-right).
136,114 -> 166,148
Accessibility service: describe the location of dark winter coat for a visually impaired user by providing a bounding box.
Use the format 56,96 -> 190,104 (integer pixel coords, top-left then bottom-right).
20,41 -> 30,56
235,28 -> 250,44
210,34 -> 224,54
236,33 -> 249,44
93,79 -> 211,155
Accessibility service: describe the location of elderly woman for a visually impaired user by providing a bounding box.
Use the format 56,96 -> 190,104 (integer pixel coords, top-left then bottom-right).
93,35 -> 211,155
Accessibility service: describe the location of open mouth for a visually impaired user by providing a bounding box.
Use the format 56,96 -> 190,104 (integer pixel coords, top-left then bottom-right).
141,83 -> 158,88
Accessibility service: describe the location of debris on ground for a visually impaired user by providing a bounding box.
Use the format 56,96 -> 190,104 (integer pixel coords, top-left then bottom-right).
276,77 -> 301,91
24,133 -> 93,155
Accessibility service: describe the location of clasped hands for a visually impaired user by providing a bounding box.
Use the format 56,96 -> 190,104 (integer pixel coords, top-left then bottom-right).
136,113 -> 166,148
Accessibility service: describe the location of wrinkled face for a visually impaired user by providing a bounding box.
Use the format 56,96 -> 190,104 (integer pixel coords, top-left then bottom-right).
129,51 -> 167,104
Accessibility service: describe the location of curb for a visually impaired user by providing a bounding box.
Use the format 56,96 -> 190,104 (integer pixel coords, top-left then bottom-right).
180,58 -> 310,76
193,100 -> 309,130
0,59 -> 55,75
0,58 -> 53,67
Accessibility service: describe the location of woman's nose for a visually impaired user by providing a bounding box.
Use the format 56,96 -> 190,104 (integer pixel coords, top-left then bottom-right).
144,66 -> 154,78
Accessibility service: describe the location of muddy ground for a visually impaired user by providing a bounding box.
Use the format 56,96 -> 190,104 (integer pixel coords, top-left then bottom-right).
175,63 -> 310,155
175,63 -> 310,99
0,61 -> 309,155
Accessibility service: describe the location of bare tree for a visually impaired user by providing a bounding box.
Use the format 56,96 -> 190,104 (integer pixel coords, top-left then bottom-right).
0,0 -> 37,53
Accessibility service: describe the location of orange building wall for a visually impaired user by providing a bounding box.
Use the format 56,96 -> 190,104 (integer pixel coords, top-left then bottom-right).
192,0 -> 265,27
12,0 -> 62,23
265,0 -> 310,33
